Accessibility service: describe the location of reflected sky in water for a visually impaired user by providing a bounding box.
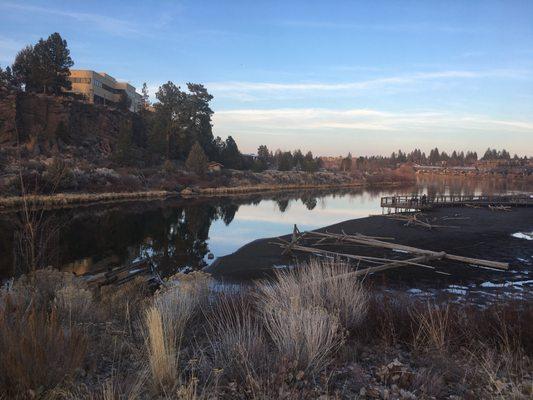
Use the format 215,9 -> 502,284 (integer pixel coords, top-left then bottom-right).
207,191 -> 392,260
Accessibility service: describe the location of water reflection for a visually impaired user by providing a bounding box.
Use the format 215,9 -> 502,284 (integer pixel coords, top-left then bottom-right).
0,176 -> 527,280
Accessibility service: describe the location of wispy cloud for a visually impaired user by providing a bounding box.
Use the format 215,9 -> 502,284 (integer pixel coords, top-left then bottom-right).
0,2 -> 141,37
213,107 -> 533,135
208,69 -> 529,97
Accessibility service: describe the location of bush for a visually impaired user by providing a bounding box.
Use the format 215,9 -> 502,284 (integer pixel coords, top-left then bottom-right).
257,258 -> 368,374
0,269 -> 89,395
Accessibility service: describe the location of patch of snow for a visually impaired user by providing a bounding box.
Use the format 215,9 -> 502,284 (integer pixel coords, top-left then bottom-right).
511,232 -> 533,240
407,288 -> 422,294
480,280 -> 533,288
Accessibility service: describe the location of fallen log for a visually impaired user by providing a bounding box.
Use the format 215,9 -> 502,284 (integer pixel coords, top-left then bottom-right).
304,230 -> 508,270
272,242 -> 438,270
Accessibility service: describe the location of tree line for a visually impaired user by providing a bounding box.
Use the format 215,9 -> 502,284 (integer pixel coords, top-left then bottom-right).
340,147 -> 522,171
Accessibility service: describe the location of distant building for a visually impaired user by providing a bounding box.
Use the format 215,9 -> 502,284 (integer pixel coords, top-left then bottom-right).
207,162 -> 224,172
66,70 -> 142,112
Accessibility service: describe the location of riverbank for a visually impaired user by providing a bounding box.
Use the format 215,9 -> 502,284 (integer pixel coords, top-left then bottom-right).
0,190 -> 173,211
207,206 -> 533,288
0,179 -> 390,212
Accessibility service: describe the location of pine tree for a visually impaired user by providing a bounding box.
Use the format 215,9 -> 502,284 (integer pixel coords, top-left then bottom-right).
12,33 -> 73,94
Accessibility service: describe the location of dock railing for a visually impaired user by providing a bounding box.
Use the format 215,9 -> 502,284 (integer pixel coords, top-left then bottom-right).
380,194 -> 532,210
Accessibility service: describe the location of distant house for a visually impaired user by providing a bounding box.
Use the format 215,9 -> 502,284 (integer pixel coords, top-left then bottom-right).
207,162 -> 224,172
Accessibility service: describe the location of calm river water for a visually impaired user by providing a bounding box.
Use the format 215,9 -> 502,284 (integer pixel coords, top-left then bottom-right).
0,176 -> 530,282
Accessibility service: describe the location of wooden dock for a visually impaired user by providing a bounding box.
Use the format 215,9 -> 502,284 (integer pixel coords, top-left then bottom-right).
381,194 -> 532,212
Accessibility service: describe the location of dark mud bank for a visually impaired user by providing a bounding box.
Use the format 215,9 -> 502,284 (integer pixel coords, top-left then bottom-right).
206,207 -> 533,288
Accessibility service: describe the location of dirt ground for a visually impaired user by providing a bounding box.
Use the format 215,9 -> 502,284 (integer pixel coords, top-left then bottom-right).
206,207 -> 533,290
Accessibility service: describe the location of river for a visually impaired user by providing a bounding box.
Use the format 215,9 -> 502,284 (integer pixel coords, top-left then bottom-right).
0,176 -> 530,284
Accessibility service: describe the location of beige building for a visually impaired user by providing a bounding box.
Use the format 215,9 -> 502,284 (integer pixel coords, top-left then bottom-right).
67,70 -> 142,112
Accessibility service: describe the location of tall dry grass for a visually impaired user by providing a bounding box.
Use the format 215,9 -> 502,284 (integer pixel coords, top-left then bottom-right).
207,294 -> 267,385
0,299 -> 87,395
411,302 -> 451,352
144,272 -> 212,393
257,258 -> 367,374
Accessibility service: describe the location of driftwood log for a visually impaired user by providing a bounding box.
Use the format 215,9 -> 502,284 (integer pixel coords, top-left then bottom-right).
273,226 -> 509,277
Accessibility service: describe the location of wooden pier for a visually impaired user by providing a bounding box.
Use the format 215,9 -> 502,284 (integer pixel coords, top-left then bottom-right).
381,194 -> 532,212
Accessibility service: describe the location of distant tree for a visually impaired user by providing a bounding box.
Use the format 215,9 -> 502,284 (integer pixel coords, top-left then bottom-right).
154,81 -> 186,159
183,83 -> 215,159
500,149 -> 511,160
12,33 -> 73,94
428,147 -> 440,164
0,65 -> 15,87
257,145 -> 271,164
221,136 -> 242,169
186,142 -> 208,176
141,82 -> 150,109
277,151 -> 294,171
302,151 -> 319,172
252,144 -> 271,171
293,149 -> 304,170
340,153 -> 352,171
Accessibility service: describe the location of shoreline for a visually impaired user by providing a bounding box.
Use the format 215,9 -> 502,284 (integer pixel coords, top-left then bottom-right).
0,181 -> 410,212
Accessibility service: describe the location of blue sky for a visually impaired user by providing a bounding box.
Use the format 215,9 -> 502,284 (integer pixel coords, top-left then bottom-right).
1,0 -> 532,156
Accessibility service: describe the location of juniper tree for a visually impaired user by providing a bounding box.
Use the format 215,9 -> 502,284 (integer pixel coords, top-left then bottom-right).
186,142 -> 208,176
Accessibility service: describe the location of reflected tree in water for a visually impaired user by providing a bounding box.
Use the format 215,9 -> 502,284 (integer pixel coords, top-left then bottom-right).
277,199 -> 290,212
218,203 -> 240,225
301,196 -> 317,210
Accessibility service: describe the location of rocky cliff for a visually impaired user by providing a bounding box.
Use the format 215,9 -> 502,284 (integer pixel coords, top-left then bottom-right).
0,85 -> 142,159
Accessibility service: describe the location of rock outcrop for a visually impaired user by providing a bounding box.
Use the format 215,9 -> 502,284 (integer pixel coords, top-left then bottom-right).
0,85 -> 143,159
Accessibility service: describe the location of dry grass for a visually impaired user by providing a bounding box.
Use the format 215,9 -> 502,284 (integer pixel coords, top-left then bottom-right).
0,299 -> 87,395
0,190 -> 171,211
207,294 -> 268,384
411,302 -> 450,352
144,304 -> 179,390
259,258 -> 368,329
257,258 -> 367,374
144,272 -> 212,394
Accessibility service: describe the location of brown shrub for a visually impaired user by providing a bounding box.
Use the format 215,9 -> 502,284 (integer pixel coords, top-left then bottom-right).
0,298 -> 87,395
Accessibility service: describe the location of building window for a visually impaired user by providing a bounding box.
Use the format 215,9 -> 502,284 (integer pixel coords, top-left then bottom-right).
69,77 -> 91,84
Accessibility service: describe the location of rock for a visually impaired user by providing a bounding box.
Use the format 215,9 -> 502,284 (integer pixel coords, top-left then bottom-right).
181,187 -> 194,196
